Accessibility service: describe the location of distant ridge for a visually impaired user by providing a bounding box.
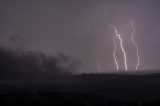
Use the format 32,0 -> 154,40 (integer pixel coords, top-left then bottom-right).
78,70 -> 160,76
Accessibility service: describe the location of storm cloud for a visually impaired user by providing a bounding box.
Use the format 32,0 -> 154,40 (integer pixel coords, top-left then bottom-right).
0,0 -> 160,72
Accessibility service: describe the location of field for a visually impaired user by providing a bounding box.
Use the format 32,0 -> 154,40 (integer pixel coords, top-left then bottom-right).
1,73 -> 160,106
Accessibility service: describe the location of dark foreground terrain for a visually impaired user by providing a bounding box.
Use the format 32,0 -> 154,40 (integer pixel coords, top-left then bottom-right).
1,47 -> 160,105
1,73 -> 160,106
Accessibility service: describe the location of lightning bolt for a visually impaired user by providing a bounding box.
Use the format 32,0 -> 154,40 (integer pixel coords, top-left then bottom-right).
113,37 -> 119,70
95,49 -> 101,72
130,19 -> 140,70
115,27 -> 128,71
103,14 -> 139,71
96,56 -> 101,72
108,24 -> 128,71
103,16 -> 129,71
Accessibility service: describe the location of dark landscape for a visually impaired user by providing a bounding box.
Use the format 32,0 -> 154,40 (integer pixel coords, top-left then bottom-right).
1,47 -> 160,106
1,0 -> 160,105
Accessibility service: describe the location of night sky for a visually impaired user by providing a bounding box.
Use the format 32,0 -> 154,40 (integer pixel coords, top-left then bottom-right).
0,0 -> 160,73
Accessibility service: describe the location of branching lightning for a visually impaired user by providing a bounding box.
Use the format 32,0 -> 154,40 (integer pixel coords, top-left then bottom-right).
130,19 -> 140,70
103,14 -> 140,71
114,26 -> 128,71
108,24 -> 128,71
117,30 -> 128,71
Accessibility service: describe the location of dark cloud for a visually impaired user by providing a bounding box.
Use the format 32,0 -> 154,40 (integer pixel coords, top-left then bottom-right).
0,47 -> 81,80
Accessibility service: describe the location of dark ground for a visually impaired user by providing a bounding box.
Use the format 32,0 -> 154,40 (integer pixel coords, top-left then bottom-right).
1,73 -> 160,106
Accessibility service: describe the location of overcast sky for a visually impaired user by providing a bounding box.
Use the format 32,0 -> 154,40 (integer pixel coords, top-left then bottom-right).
0,0 -> 160,73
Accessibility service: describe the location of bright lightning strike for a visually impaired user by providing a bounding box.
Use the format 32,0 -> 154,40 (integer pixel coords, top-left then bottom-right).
114,27 -> 128,71
103,14 -> 139,71
113,37 -> 119,70
130,19 -> 140,70
109,25 -> 128,71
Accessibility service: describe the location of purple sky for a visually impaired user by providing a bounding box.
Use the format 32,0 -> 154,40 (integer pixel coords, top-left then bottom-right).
0,0 -> 160,73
